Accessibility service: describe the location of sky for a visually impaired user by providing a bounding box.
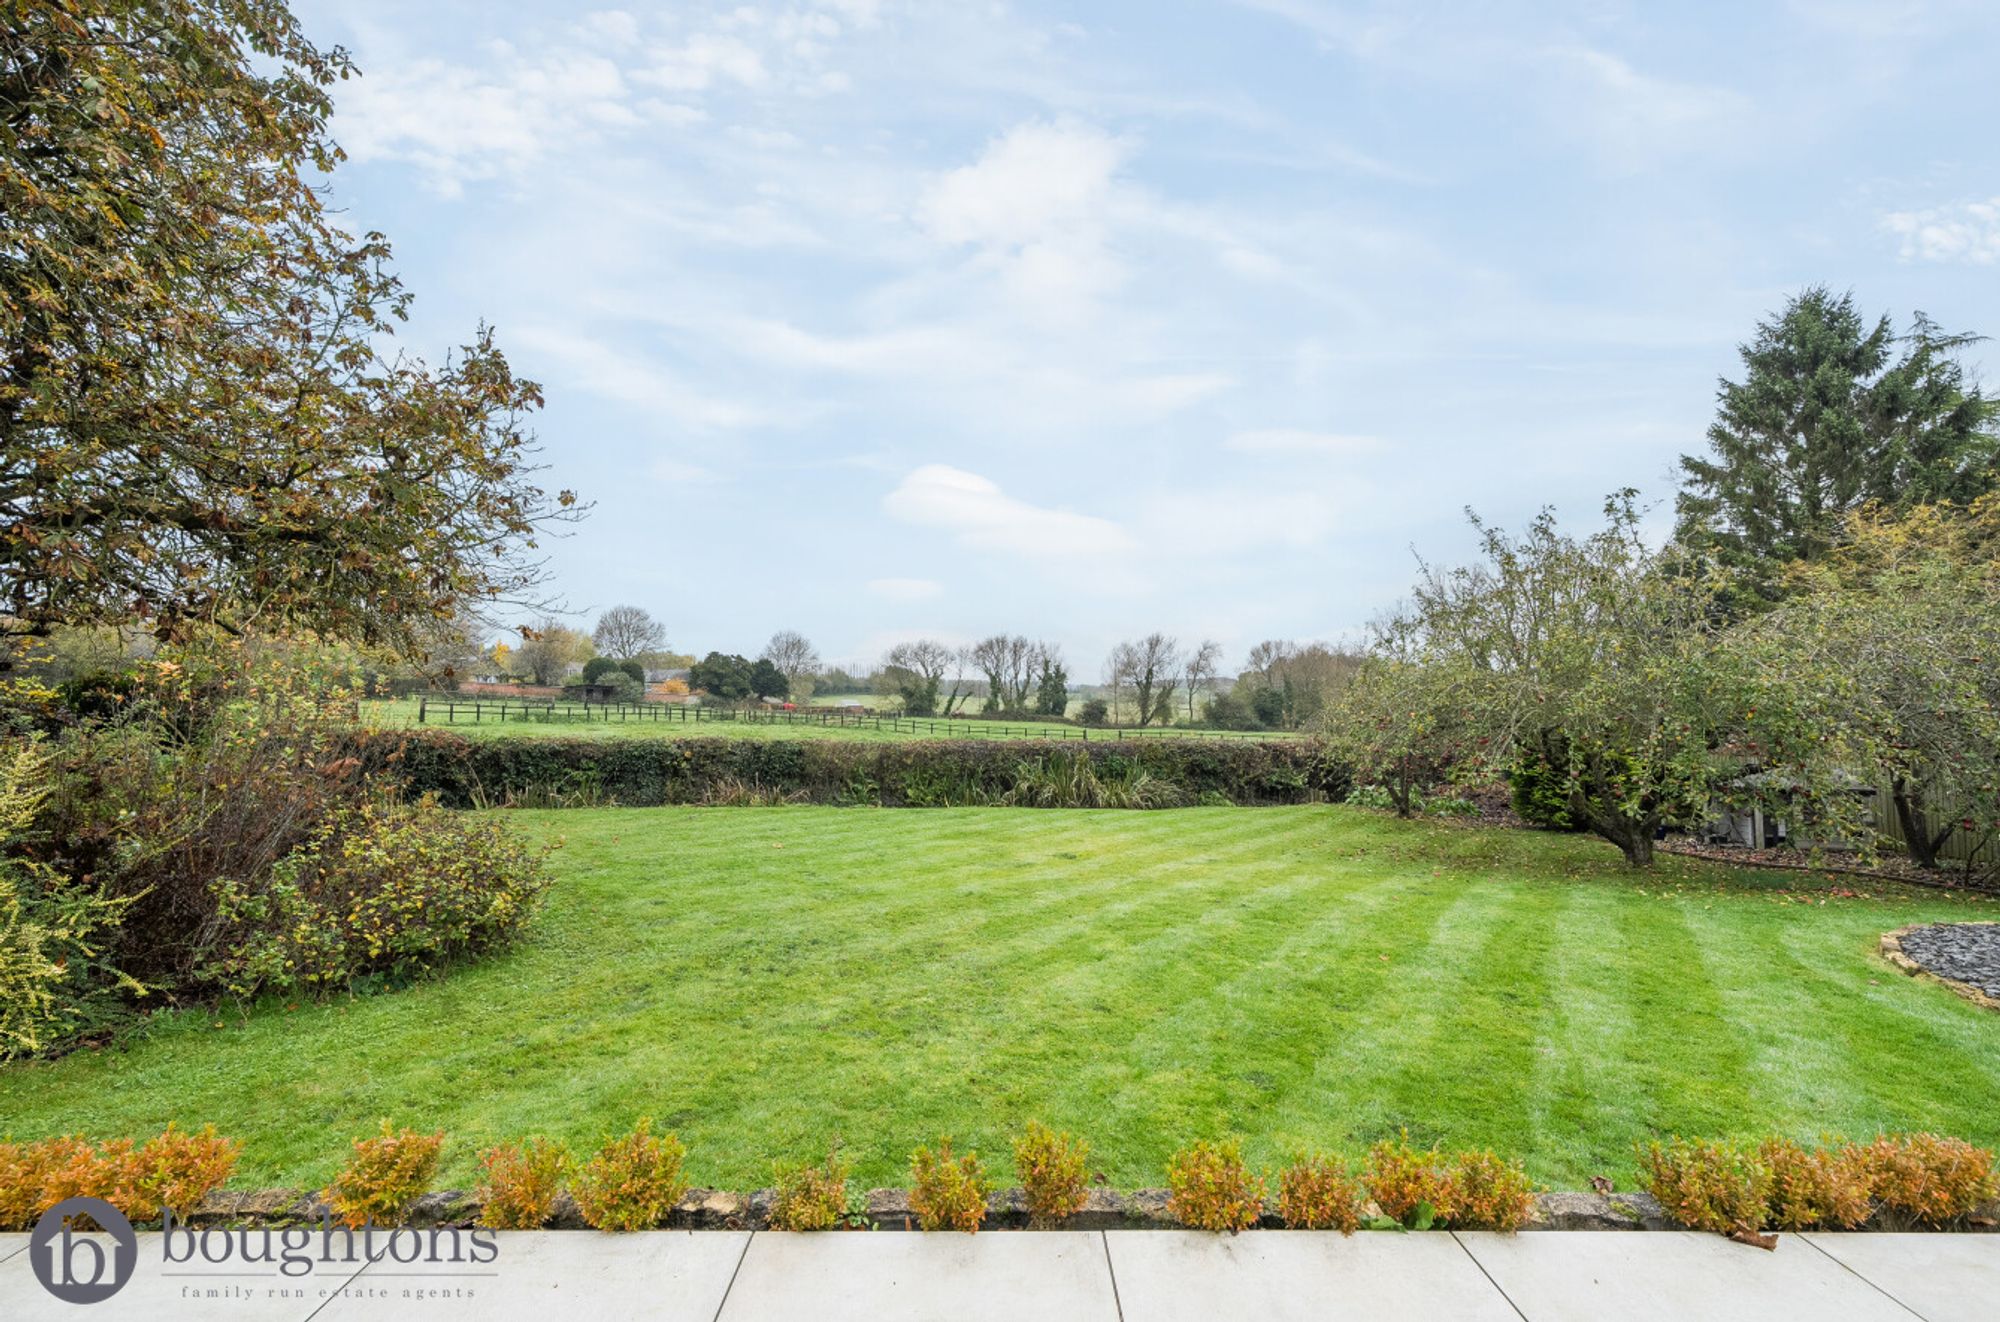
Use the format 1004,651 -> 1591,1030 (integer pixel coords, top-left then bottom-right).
292,0 -> 2000,674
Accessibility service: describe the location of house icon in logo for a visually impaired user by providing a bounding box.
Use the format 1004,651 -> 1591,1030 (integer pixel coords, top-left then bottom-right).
30,1197 -> 138,1304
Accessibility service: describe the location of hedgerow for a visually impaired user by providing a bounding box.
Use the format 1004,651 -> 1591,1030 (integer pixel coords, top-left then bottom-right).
351,733 -> 1350,809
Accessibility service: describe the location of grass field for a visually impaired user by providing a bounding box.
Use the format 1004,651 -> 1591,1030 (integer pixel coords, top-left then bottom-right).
358,697 -> 1288,743
3,807 -> 1995,1192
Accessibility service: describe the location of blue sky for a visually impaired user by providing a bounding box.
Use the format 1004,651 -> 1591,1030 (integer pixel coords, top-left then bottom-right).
294,0 -> 1999,674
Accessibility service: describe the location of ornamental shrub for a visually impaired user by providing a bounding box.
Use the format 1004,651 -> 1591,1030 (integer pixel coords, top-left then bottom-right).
1013,1122 -> 1090,1226
477,1138 -> 571,1230
1637,1138 -> 1770,1236
323,1123 -> 445,1229
1862,1133 -> 1996,1226
909,1139 -> 991,1233
768,1146 -> 852,1232
201,797 -> 551,998
110,1125 -> 241,1223
1363,1134 -> 1457,1227
1276,1154 -> 1361,1232
572,1119 -> 689,1232
1167,1140 -> 1265,1233
1448,1150 -> 1535,1231
0,742 -> 140,1059
0,1135 -> 103,1229
1759,1138 -> 1872,1230
1,1127 -> 238,1229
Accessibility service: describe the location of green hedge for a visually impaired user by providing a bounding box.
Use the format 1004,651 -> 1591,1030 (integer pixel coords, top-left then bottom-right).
352,733 -> 1350,809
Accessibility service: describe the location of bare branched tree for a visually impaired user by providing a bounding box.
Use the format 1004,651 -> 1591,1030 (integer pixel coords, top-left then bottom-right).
592,605 -> 666,661
1183,638 -> 1223,722
970,634 -> 1038,712
1107,633 -> 1182,726
761,630 -> 821,702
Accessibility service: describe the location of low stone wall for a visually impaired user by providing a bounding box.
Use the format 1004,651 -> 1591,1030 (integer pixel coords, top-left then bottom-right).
179,1187 -> 1999,1232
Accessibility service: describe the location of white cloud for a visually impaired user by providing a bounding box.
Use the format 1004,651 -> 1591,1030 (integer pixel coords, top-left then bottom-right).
509,326 -> 779,432
866,577 -> 944,601
337,49 -> 643,192
1226,429 -> 1382,456
636,34 -> 769,91
883,465 -> 1134,557
918,120 -> 1130,319
1884,198 -> 2000,264
1541,46 -> 1751,166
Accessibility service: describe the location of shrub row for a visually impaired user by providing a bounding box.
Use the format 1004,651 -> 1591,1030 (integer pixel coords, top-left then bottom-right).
10,1124 -> 1990,1236
1639,1134 -> 1999,1235
353,732 -> 1352,810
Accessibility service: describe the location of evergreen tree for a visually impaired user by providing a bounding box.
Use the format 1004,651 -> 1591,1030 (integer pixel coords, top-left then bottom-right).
1675,288 -> 1999,603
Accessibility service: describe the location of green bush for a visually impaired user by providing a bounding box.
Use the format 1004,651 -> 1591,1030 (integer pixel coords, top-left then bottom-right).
1508,746 -> 1579,830
354,733 -> 1350,810
201,798 -> 552,998
0,743 -> 141,1059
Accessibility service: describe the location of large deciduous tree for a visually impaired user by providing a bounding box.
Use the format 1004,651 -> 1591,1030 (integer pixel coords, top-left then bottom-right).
760,630 -> 819,702
1675,288 -> 1999,603
591,606 -> 665,661
1378,495 -> 1863,866
881,639 -> 970,717
969,634 -> 1036,713
1107,634 -> 1180,726
512,618 -> 592,686
1745,497 -> 2000,870
0,0 -> 577,653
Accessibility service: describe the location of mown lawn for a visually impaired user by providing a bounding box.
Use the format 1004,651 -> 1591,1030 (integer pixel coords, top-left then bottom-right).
3,807 -> 1996,1192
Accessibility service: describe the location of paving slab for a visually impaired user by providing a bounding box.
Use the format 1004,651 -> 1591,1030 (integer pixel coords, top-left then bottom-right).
0,1231 -> 359,1322
1456,1230 -> 1923,1322
314,1230 -> 748,1322
717,1230 -> 1120,1322
0,1234 -> 25,1263
1105,1230 -> 1520,1322
1802,1233 -> 2000,1322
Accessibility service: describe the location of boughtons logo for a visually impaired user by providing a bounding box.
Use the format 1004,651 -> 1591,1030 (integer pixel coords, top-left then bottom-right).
30,1197 -> 138,1304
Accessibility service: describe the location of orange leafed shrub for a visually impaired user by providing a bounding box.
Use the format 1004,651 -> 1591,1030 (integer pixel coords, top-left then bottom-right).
1363,1134 -> 1457,1227
110,1125 -> 241,1223
1013,1122 -> 1090,1226
909,1139 -> 991,1233
768,1146 -> 852,1232
26,1135 -> 113,1216
323,1123 -> 445,1229
1637,1139 -> 1769,1236
572,1119 -> 688,1232
1863,1133 -> 1997,1227
1449,1150 -> 1535,1231
1167,1140 -> 1265,1233
1276,1154 -> 1361,1233
1759,1138 -> 1872,1230
0,1129 -> 237,1230
477,1138 -> 571,1230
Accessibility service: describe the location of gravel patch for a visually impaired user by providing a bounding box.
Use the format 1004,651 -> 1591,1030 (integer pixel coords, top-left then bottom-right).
1896,924 -> 2000,999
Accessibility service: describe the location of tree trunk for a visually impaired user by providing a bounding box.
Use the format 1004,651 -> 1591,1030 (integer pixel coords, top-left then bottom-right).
1890,777 -> 1949,869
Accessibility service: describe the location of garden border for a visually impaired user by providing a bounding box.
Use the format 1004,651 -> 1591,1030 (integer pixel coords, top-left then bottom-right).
178,1187 -> 2000,1233
1880,922 -> 2000,1012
